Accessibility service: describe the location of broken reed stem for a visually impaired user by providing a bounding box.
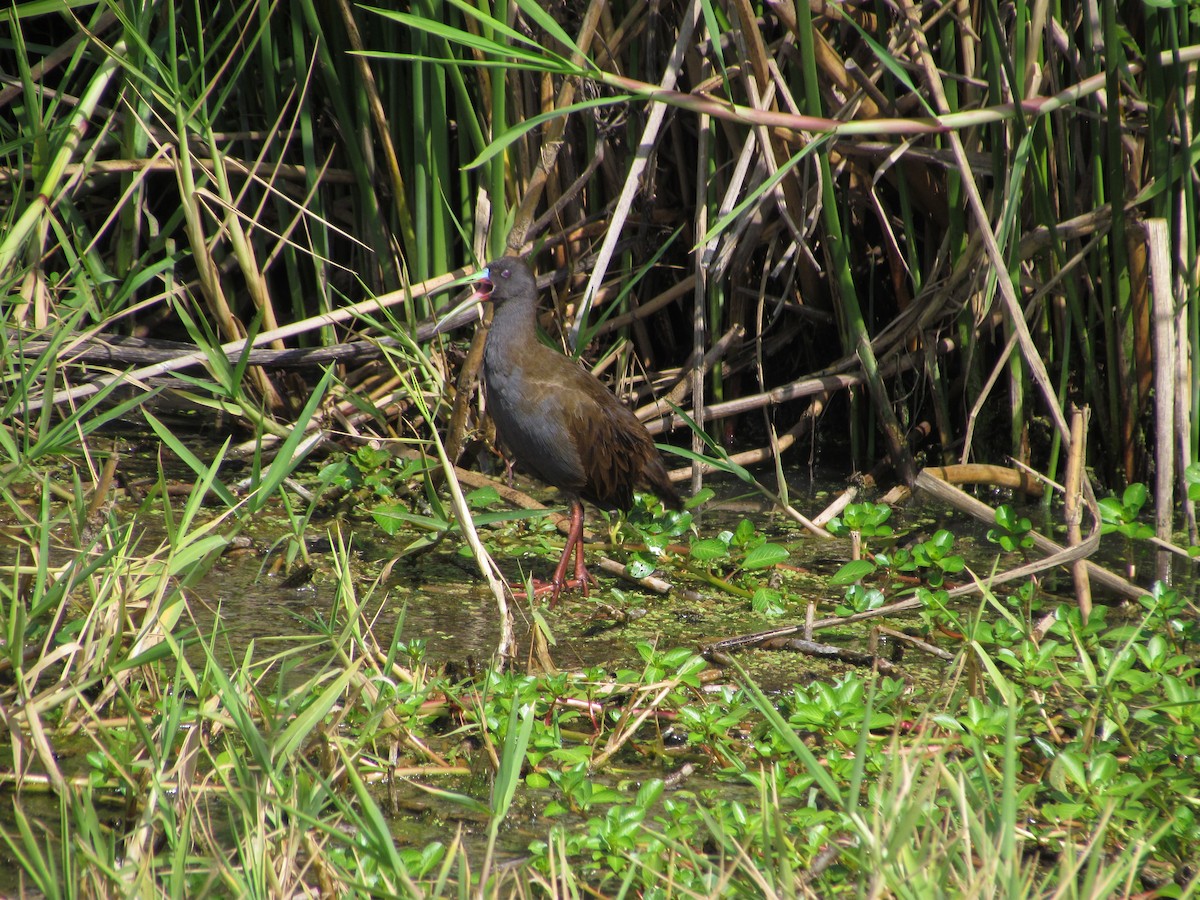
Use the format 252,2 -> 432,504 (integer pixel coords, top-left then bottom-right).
1064,405 -> 1092,622
1145,219 -> 1177,584
691,74 -> 711,499
813,484 -> 858,529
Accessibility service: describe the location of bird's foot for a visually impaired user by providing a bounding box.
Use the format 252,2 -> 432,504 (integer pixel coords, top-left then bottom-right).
528,511 -> 597,607
510,566 -> 597,608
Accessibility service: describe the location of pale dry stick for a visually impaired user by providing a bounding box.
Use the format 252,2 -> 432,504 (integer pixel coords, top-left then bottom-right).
730,0 -> 771,94
232,431 -> 326,491
429,417 -> 516,664
1007,455 -> 1065,494
595,40 -> 1200,148
643,369 -> 856,435
961,228 -> 1109,460
915,470 -> 1142,601
732,1 -> 809,249
1018,205 -> 1114,258
1146,535 -> 1200,562
569,0 -> 702,347
1064,405 -> 1093,621
866,139 -> 920,288
595,274 -> 696,336
0,11 -> 119,108
767,57 -> 825,244
876,624 -> 956,662
754,249 -> 795,507
384,445 -> 573,534
1145,219 -> 1177,584
956,0 -> 980,106
1021,0 -> 1051,97
920,463 -> 1044,495
665,410 -> 818,486
0,156 -> 360,184
524,142 -> 608,244
812,484 -> 858,529
706,507 -> 1124,651
593,556 -> 673,595
844,59 -> 893,115
765,0 -> 884,120
707,76 -> 776,278
1178,299 -> 1198,544
20,701 -> 67,796
664,413 -> 831,539
803,534 -> 1111,631
645,366 -> 884,436
733,120 -> 812,363
960,326 -> 1021,466
28,267 -> 470,413
692,100 -> 712,501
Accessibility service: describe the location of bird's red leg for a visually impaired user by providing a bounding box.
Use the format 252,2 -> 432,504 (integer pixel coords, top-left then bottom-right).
574,536 -> 589,598
547,500 -> 587,607
573,518 -> 597,597
570,500 -> 597,593
512,501 -> 594,605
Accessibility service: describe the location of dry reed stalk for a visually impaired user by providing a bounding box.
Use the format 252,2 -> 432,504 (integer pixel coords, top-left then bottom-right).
1064,405 -> 1093,622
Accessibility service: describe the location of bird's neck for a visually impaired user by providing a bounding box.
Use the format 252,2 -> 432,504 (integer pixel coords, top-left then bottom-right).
487,297 -> 541,352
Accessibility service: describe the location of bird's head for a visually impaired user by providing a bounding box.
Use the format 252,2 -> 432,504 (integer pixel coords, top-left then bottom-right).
433,256 -> 537,333
478,257 -> 535,307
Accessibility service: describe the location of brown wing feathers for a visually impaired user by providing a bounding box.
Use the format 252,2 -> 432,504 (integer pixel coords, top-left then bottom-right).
569,387 -> 682,511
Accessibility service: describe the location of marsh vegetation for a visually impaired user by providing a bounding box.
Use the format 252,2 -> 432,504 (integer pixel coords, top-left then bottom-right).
2,0 -> 1199,895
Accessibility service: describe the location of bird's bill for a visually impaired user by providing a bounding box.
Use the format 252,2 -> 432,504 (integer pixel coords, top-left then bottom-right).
433,268 -> 493,333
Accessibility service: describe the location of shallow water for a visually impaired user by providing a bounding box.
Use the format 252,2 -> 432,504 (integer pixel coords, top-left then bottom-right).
186,470 -> 1095,682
